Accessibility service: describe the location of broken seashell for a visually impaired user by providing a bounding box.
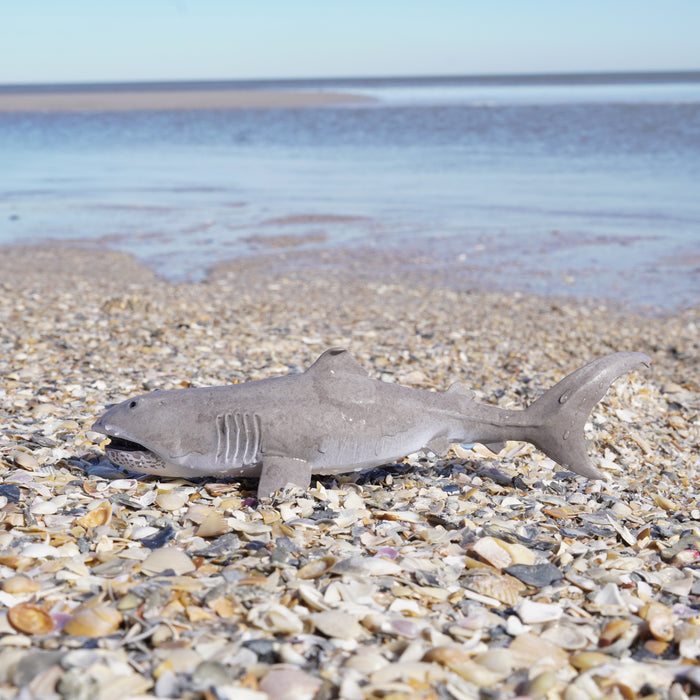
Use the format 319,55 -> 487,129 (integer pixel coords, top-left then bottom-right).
516,599 -> 562,625
63,605 -> 122,637
77,500 -> 112,529
2,575 -> 42,594
8,603 -> 54,635
472,537 -> 513,569
648,611 -> 675,642
570,651 -> 611,670
141,547 -> 196,576
508,633 -> 568,670
155,490 -> 190,512
265,605 -> 304,635
462,569 -> 525,606
13,452 -> 38,471
310,611 -> 363,640
599,619 -> 634,647
196,513 -> 230,538
259,668 -> 322,700
297,555 -> 337,580
423,646 -> 501,685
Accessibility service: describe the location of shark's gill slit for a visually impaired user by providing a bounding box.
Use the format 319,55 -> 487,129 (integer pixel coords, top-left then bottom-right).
215,414 -> 225,462
215,412 -> 261,466
225,413 -> 234,463
243,413 -> 261,464
233,413 -> 243,463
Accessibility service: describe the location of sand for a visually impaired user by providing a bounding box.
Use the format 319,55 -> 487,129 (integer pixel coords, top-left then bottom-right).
0,243 -> 699,698
0,89 -> 372,113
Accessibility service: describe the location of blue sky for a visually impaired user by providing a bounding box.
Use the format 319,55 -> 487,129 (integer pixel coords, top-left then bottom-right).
2,0 -> 699,84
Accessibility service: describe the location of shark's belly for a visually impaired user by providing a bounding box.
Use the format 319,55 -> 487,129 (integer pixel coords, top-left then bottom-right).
310,427 -> 435,475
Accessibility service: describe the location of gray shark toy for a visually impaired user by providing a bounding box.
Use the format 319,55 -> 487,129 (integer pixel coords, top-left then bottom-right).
92,348 -> 650,497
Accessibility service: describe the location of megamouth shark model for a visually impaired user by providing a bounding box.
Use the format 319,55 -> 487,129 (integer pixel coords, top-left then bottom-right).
92,348 -> 650,497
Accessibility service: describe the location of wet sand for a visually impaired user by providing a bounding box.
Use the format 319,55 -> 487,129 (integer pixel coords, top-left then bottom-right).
0,89 -> 372,112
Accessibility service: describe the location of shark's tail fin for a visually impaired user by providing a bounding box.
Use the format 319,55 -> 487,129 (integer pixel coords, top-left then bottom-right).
523,352 -> 651,478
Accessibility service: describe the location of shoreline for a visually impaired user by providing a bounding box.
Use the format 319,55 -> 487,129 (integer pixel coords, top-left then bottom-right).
4,234 -> 696,316
0,89 -> 373,113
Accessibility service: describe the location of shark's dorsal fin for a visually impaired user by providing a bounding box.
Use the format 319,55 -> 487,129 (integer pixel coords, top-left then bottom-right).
306,348 -> 369,377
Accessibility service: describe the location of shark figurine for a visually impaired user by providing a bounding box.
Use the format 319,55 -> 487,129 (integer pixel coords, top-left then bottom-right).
92,348 -> 650,497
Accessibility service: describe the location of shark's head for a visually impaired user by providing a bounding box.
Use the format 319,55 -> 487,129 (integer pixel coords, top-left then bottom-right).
92,390 -> 204,476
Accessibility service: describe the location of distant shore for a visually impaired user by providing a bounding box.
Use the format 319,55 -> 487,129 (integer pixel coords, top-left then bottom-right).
0,89 -> 373,112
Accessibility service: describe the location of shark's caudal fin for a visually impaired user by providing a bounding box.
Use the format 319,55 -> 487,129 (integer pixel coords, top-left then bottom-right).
523,352 -> 651,478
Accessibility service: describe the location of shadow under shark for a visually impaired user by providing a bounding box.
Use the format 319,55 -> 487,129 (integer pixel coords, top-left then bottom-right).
92,348 -> 651,497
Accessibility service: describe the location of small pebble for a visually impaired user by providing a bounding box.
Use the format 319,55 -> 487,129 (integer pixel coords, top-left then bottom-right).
505,562 -> 563,587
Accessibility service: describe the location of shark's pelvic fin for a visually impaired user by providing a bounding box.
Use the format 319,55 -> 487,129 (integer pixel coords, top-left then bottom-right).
524,351 -> 651,478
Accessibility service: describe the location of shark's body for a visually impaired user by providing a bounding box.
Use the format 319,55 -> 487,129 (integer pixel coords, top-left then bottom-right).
92,348 -> 650,497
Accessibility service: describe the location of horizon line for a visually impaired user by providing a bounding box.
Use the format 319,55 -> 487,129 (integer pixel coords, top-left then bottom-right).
2,68 -> 700,92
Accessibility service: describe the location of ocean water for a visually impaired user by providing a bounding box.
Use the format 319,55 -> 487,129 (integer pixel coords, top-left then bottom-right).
1,72 -> 699,310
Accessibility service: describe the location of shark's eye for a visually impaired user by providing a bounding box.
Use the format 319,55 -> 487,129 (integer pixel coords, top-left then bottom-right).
129,400 -> 138,409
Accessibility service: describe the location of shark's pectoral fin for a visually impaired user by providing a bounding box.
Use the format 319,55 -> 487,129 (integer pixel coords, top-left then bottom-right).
257,455 -> 312,498
426,435 -> 451,457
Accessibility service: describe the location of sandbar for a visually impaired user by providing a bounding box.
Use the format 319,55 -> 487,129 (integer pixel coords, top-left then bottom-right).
0,89 -> 373,113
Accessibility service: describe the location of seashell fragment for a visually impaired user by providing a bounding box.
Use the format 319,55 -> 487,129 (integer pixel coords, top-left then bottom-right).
524,670 -> 557,697
462,569 -> 525,606
13,452 -> 38,471
331,555 -> 402,577
196,513 -> 230,537
21,543 -> 61,559
8,603 -> 54,635
599,619 -> 634,647
116,592 -> 143,611
345,645 -> 388,673
648,610 -> 675,642
570,651 -> 611,670
516,599 -> 562,625
155,490 -> 190,512
141,547 -> 196,576
374,509 -> 421,523
265,605 -> 304,635
297,555 -> 337,579
472,537 -> 512,569
473,649 -> 514,675
508,633 -> 568,670
259,668 -> 322,700
423,646 -> 501,685
310,611 -> 363,640
63,605 -> 122,637
540,623 -> 589,650
2,575 -> 42,594
591,582 -> 627,608
77,500 -> 112,529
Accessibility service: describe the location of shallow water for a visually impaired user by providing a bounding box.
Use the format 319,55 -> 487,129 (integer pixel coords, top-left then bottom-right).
1,73 -> 699,309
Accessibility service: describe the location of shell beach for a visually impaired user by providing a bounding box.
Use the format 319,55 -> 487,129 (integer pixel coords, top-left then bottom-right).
0,244 -> 698,699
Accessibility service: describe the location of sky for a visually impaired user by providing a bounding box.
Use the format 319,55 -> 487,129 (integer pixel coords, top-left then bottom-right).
2,0 -> 699,85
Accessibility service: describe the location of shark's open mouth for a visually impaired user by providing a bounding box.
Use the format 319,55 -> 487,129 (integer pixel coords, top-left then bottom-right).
106,436 -> 148,453
104,436 -> 167,472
